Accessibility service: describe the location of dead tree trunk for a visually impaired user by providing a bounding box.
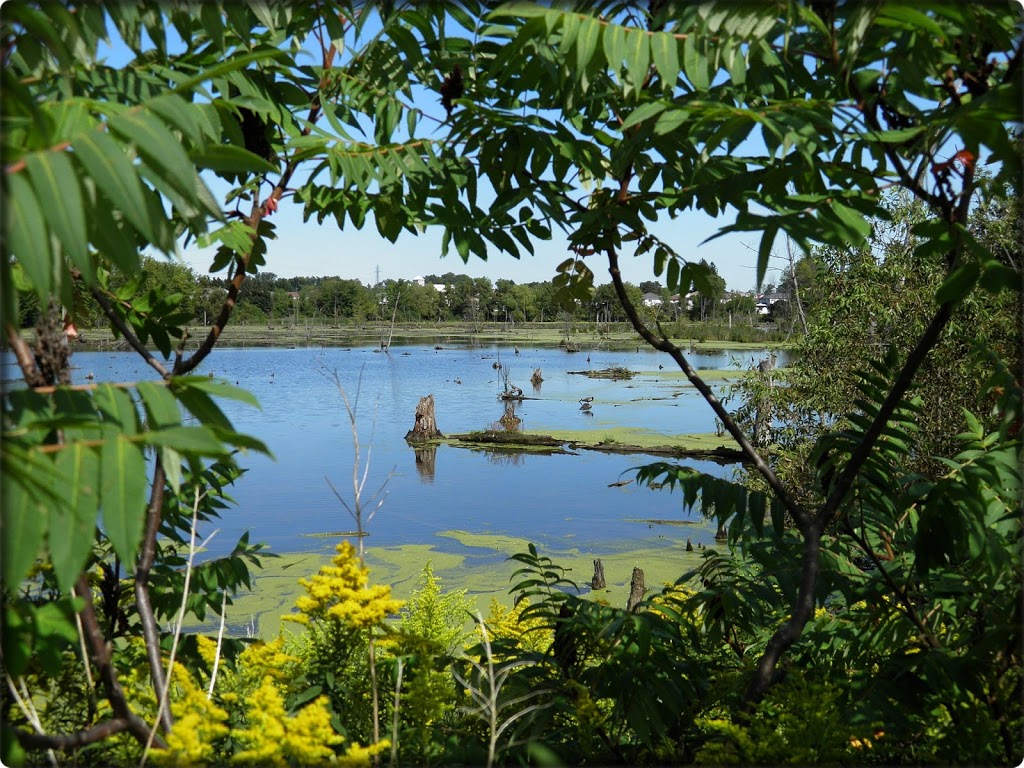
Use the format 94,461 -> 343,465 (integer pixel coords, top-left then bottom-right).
626,567 -> 645,612
531,368 -> 543,385
591,559 -> 606,590
404,394 -> 443,443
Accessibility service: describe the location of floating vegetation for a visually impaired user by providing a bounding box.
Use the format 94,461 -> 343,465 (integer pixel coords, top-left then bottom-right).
568,366 -> 635,380
300,531 -> 368,538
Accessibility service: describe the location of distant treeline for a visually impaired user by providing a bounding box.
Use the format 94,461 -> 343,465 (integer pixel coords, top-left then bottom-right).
22,257 -> 798,331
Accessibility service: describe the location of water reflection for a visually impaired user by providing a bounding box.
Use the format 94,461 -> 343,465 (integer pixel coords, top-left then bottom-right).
412,444 -> 437,482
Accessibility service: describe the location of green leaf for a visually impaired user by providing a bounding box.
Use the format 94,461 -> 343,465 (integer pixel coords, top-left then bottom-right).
624,27 -> 650,87
174,377 -> 261,409
576,15 -> 601,73
141,426 -> 230,455
108,109 -> 198,202
6,172 -> 53,300
193,144 -> 279,175
935,261 -> 980,306
24,151 -> 91,283
51,443 -> 100,592
621,101 -> 668,131
757,221 -> 778,289
2,476 -> 47,587
682,37 -> 709,91
137,381 -> 181,430
602,22 -> 626,72
650,32 -> 679,88
73,130 -> 155,244
94,385 -> 140,433
100,435 -> 148,565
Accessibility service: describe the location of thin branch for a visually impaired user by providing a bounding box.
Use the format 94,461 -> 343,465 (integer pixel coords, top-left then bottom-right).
605,245 -> 807,525
74,574 -> 165,749
4,322 -> 45,387
207,591 -> 228,700
133,457 -> 172,733
89,286 -> 170,380
141,484 -> 206,767
14,716 -> 130,752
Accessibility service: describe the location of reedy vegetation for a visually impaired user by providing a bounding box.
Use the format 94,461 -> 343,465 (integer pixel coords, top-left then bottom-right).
2,1 -> 1021,765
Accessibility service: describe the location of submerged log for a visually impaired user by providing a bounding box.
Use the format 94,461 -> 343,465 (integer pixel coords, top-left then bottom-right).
404,394 -> 443,443
626,567 -> 645,612
591,558 -> 606,590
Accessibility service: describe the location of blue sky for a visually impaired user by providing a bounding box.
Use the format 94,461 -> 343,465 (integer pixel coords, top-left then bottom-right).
179,179 -> 781,291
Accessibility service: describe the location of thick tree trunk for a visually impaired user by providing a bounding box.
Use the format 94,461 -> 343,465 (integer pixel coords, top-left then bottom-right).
626,567 -> 645,612
404,394 -> 443,442
591,558 -> 606,590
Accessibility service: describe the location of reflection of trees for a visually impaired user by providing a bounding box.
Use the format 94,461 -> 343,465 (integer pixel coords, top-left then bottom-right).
412,444 -> 437,482
483,449 -> 525,467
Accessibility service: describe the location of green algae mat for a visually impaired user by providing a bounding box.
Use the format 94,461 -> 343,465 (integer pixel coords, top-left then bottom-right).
223,529 -> 713,641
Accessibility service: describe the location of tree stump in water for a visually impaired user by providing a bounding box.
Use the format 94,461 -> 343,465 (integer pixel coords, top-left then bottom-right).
715,520 -> 728,541
591,559 -> 606,590
405,394 -> 443,442
626,567 -> 645,612
531,368 -> 543,385
686,538 -> 694,552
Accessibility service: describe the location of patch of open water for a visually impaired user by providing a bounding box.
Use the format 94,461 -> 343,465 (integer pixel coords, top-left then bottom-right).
3,343 -> 785,562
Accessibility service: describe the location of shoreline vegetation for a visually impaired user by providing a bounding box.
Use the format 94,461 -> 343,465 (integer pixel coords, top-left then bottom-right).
35,319 -> 791,354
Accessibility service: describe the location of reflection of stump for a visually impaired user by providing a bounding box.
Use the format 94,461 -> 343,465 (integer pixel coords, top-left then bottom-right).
413,445 -> 437,482
531,368 -> 543,385
498,401 -> 521,431
405,394 -> 443,442
626,567 -> 645,612
591,559 -> 606,590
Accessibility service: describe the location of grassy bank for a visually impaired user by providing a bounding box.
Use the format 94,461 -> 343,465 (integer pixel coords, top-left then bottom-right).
47,320 -> 789,354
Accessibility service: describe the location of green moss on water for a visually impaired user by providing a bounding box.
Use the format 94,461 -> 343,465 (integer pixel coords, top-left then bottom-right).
221,528 -> 716,642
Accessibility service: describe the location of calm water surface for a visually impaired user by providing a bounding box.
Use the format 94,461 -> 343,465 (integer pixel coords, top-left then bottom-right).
4,343 -> 781,559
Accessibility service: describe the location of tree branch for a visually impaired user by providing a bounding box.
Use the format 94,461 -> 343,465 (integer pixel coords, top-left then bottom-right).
73,574 -> 165,749
819,299 -> 954,524
133,457 -> 172,733
4,322 -> 45,387
16,718 -> 130,751
89,286 -> 170,380
605,246 -> 808,526
745,522 -> 822,703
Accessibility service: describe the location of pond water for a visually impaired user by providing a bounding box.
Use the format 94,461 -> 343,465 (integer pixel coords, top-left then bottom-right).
3,343 -> 783,562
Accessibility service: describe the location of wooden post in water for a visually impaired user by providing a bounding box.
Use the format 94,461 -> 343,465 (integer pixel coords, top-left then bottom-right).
626,567 -> 645,612
591,559 -> 606,590
404,394 -> 443,442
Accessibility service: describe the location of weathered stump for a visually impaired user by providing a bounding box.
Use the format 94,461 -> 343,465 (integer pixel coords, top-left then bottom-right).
413,445 -> 437,482
686,538 -> 694,552
531,368 -> 543,385
715,520 -> 728,540
591,559 -> 606,590
405,394 -> 443,442
626,567 -> 645,612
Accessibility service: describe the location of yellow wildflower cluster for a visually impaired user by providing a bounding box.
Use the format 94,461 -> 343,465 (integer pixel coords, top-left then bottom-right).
284,541 -> 404,631
151,662 -> 230,766
232,677 -> 343,766
481,597 -> 553,654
